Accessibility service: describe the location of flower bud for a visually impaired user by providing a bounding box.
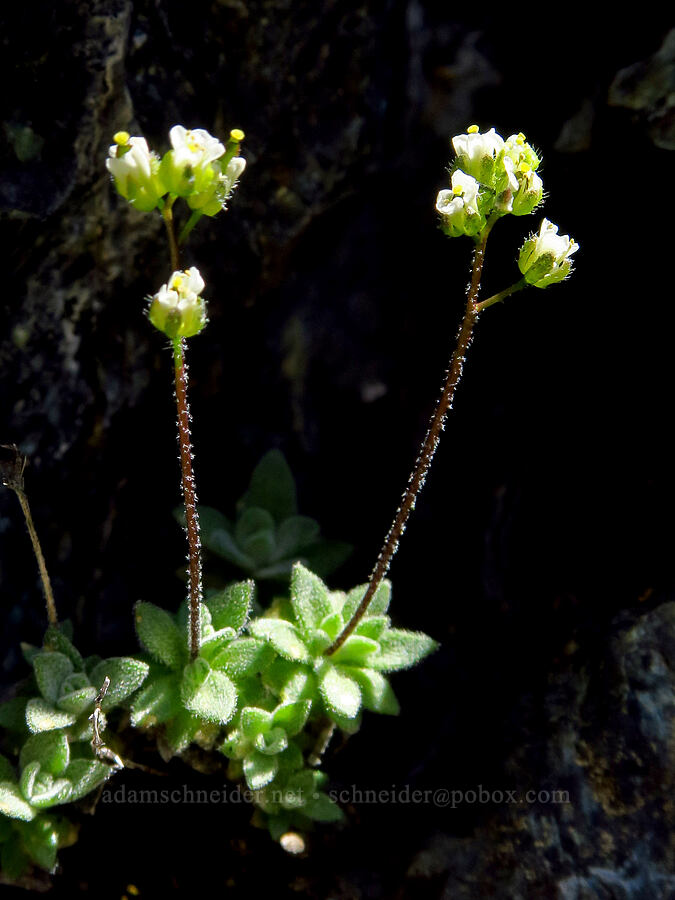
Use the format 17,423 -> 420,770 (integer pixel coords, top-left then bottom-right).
148,267 -> 207,339
451,125 -> 505,189
436,170 -> 485,238
518,219 -> 579,288
187,155 -> 247,217
106,133 -> 165,211
159,126 -> 225,198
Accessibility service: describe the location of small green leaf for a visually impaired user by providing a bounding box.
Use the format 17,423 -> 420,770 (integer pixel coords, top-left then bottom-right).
369,629 -> 439,672
254,726 -> 288,756
33,652 -> 73,704
57,685 -> 97,715
318,663 -> 361,719
241,530 -> 276,568
300,540 -> 353,578
290,563 -> 332,637
29,776 -> 72,809
130,673 -> 181,727
89,657 -> 150,710
243,750 -> 278,790
272,700 -> 311,736
342,580 -> 392,621
25,699 -> 76,733
195,505 -> 233,540
305,791 -> 345,823
355,615 -> 390,640
205,527 -> 254,569
20,732 -> 69,777
249,618 -> 311,663
241,707 -> 273,739
243,450 -> 297,522
330,635 -> 380,666
19,760 -> 40,801
348,668 -> 400,715
43,627 -> 84,670
22,816 -> 59,871
135,602 -> 186,670
275,516 -> 320,557
210,637 -> 275,677
279,769 -> 314,809
181,661 -> 237,725
163,709 -> 202,754
0,782 -> 36,821
199,627 -> 237,664
318,611 -> 344,641
64,759 -> 111,801
207,580 -> 254,632
262,659 -> 317,703
0,754 -> 15,782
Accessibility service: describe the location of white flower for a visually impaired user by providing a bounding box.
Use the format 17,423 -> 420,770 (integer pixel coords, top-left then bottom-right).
168,126 -> 225,170
149,267 -> 207,338
518,219 -> 579,288
452,126 -> 504,170
106,133 -> 163,210
436,170 -> 484,237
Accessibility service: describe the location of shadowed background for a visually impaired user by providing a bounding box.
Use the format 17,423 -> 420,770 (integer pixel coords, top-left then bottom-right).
1,3 -> 674,897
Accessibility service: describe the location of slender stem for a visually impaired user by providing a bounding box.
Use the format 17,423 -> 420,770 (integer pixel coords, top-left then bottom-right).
16,489 -> 58,628
326,221 -> 495,655
173,337 -> 202,660
162,197 -> 180,272
476,278 -> 526,312
178,210 -> 203,246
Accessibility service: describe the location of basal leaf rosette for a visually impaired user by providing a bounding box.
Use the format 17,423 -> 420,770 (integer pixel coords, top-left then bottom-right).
249,563 -> 438,731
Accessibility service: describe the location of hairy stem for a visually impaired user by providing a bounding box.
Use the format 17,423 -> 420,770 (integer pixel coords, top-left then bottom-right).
476,278 -> 526,312
326,222 -> 495,654
173,338 -> 202,660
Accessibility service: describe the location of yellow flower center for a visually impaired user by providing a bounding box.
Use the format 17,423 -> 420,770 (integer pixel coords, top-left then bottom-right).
113,131 -> 130,145
467,124 -> 479,134
230,128 -> 245,142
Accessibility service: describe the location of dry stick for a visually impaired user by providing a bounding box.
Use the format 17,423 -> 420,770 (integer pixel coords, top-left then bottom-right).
162,199 -> 203,660
0,446 -> 58,628
326,221 -> 495,655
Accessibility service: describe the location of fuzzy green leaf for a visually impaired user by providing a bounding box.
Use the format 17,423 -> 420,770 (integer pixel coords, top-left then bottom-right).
243,750 -> 278,790
241,530 -> 276,567
275,516 -> 320,557
305,791 -> 345,823
42,627 -> 84,670
196,505 -> 233,540
181,661 -> 237,725
19,732 -> 69,777
21,816 -> 60,872
330,635 -> 380,666
0,782 -> 36,821
130,673 -> 181,727
249,618 -> 311,663
318,664 -> 361,719
254,726 -> 288,756
243,450 -> 297,522
32,652 -> 73,704
89,657 -> 150,710
135,602 -> 186,670
28,774 -> 72,809
355,616 -> 390,640
290,563 -> 332,637
64,759 -> 111,802
57,685 -> 97,715
205,527 -> 254,569
349,668 -> 400,715
163,709 -> 202,755
207,580 -> 254,632
262,659 -> 316,703
210,636 -> 275,677
272,700 -> 312,736
342,580 -> 392,622
301,540 -> 353,579
199,628 -> 237,664
369,629 -> 439,672
241,707 -> 273,739
25,699 -> 76,734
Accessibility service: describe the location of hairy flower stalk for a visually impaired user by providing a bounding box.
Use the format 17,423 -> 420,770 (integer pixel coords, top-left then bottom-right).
328,124 -> 578,654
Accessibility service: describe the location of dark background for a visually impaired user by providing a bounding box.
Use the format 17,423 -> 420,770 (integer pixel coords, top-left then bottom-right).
1,2 -> 674,897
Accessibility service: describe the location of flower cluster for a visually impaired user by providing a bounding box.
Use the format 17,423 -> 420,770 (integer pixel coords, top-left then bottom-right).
106,125 -> 246,216
436,125 -> 543,238
518,219 -> 579,288
148,267 -> 207,340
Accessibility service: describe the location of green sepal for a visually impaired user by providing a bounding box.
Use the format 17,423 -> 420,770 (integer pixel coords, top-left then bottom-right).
318,663 -> 361,719
19,732 -> 69,777
135,602 -> 186,670
290,563 -> 333,637
25,699 -> 77,733
243,750 -> 278,790
181,660 -> 237,725
206,580 -> 254,632
368,629 -> 439,671
0,782 -> 36,821
32,652 -> 73,704
89,657 -> 150,710
249,618 -> 311,663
